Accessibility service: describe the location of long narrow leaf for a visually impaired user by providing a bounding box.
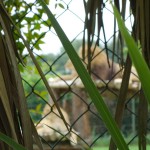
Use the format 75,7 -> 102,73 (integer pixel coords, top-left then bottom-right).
0,132 -> 27,150
111,3 -> 150,105
0,51 -> 18,142
0,6 -> 33,149
39,0 -> 129,149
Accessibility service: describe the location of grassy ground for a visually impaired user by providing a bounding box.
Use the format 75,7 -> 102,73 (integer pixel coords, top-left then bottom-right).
93,145 -> 150,150
89,134 -> 150,150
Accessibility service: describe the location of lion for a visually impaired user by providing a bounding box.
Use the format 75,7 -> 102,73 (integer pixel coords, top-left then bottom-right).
36,104 -> 78,145
64,45 -> 139,82
62,45 -> 120,81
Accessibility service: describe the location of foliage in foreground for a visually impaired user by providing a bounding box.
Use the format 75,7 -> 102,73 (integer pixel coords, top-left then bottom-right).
0,1 -> 150,150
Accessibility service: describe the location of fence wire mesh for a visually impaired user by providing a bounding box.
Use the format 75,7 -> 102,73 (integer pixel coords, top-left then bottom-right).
8,0 -> 150,149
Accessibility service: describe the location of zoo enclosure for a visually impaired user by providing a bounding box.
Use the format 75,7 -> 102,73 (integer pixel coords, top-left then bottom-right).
8,0 -> 150,149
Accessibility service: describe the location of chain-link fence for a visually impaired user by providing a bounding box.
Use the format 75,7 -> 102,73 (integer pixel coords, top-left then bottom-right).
10,0 -> 150,149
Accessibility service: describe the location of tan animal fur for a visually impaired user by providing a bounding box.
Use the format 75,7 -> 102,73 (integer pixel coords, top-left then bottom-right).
51,44 -> 139,85
63,45 -> 122,81
64,45 -> 139,82
36,104 -> 78,145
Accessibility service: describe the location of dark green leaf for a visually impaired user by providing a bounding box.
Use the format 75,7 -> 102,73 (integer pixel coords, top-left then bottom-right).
58,3 -> 65,9
111,3 -> 150,105
0,132 -> 27,150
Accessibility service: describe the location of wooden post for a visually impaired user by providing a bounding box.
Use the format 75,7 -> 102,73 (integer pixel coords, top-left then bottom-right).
72,88 -> 91,141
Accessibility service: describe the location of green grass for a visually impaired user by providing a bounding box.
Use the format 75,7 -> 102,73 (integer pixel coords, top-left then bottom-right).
91,134 -> 150,150
93,145 -> 150,150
